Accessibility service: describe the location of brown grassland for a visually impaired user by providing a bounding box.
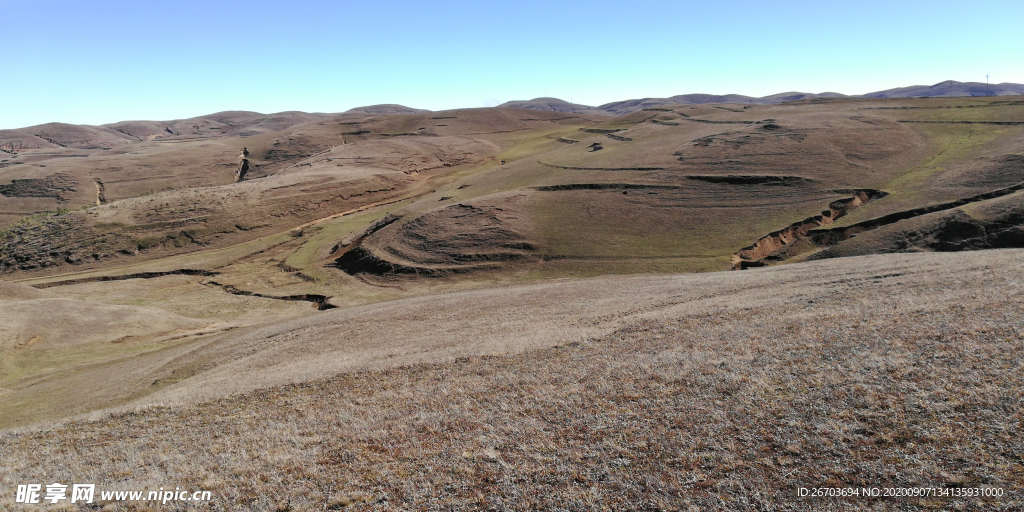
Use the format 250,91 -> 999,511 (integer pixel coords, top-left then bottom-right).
2,95 -> 1024,510
1,250 -> 1023,510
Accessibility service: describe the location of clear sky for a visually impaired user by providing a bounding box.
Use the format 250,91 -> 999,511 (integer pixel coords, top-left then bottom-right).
2,0 -> 1021,129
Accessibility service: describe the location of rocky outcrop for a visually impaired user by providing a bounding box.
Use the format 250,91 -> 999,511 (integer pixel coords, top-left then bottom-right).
234,147 -> 250,182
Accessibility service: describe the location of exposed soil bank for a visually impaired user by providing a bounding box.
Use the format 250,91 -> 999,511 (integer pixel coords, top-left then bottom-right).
736,179 -> 1024,269
330,246 -> 435,277
326,214 -> 402,260
686,175 -> 814,185
578,128 -> 625,134
808,181 -> 1024,246
681,118 -> 756,125
328,201 -> 536,279
330,244 -> 531,278
539,162 -> 665,171
533,183 -> 683,192
201,280 -> 337,310
31,269 -> 219,289
533,176 -> 813,188
732,189 -> 887,269
898,120 -> 1024,125
812,209 -> 1024,259
329,246 -> 513,278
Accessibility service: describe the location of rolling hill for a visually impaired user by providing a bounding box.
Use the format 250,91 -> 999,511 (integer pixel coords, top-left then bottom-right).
2,87 -> 1024,510
0,93 -> 1021,424
498,81 -> 1024,115
864,80 -> 1024,98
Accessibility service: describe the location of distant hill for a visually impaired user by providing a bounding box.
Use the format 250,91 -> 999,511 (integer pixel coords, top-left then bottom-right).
0,111 -> 331,152
862,81 -> 1024,98
3,82 -> 1023,149
595,92 -> 848,115
501,92 -> 852,116
502,81 -> 1023,116
0,122 -> 136,152
104,111 -> 330,141
343,104 -> 430,115
495,98 -> 607,115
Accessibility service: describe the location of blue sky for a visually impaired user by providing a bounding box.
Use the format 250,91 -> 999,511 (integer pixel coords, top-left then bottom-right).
2,0 -> 1021,128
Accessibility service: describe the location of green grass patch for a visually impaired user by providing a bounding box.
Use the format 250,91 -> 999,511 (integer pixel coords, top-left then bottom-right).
527,190 -> 845,262
880,124 -> 1015,200
0,335 -> 198,427
283,200 -> 414,270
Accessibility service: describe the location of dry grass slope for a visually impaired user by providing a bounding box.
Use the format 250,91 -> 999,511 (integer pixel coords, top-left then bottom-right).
1,250 -> 1022,511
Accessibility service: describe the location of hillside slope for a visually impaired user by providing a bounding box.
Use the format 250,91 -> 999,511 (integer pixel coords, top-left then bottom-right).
1,249 -> 1021,510
1,97 -> 1023,438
